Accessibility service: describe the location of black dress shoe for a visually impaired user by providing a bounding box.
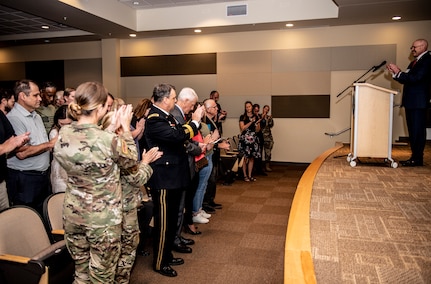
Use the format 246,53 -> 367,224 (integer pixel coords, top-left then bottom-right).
136,249 -> 150,256
154,265 -> 177,277
184,225 -> 202,235
173,243 -> 192,253
180,236 -> 195,246
202,205 -> 216,213
169,257 -> 184,266
401,159 -> 423,167
208,201 -> 223,209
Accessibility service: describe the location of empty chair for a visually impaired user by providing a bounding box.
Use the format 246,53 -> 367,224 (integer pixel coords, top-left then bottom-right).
0,206 -> 74,284
43,192 -> 65,242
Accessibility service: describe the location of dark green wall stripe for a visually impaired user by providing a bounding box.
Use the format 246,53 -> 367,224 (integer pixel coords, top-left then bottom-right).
121,53 -> 217,76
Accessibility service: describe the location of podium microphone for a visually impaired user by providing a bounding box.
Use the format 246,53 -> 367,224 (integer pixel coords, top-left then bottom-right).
372,60 -> 387,72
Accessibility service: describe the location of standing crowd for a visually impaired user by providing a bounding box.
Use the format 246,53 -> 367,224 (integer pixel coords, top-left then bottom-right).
0,79 -> 277,283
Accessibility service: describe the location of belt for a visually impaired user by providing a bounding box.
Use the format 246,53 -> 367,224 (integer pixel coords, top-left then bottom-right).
9,168 -> 49,175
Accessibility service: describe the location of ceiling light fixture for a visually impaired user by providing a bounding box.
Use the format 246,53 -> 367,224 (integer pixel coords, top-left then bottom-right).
41,25 -> 50,29
285,23 -> 294,27
392,16 -> 401,20
129,33 -> 137,37
133,1 -> 139,5
194,29 -> 202,33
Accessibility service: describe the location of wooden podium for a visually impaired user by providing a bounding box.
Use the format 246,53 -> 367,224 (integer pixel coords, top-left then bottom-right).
347,83 -> 399,168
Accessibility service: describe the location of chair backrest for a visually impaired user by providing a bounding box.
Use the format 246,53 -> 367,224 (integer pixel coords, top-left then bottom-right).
0,206 -> 51,258
229,136 -> 239,150
43,192 -> 65,233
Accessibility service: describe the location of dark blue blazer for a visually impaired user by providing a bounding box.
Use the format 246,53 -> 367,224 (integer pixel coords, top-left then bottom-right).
396,51 -> 431,109
144,105 -> 198,190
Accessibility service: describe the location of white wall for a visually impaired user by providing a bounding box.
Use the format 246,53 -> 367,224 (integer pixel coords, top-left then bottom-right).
1,20 -> 430,162
119,21 -> 431,162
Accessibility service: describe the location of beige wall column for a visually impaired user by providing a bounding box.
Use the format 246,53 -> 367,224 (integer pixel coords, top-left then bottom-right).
101,38 -> 121,97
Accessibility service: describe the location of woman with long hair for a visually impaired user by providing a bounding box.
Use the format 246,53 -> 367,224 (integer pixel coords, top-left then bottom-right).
238,101 -> 261,181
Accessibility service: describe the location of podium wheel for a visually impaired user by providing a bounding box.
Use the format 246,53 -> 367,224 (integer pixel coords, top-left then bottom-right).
350,160 -> 357,167
391,161 -> 398,168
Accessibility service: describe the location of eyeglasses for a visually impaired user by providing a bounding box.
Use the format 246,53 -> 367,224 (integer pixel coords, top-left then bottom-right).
411,45 -> 423,49
208,105 -> 218,109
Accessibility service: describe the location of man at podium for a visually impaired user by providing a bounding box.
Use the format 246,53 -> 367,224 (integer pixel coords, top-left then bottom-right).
387,38 -> 431,167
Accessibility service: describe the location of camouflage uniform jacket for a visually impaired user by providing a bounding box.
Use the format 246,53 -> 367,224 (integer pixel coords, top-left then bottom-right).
262,115 -> 274,142
53,122 -> 138,228
120,162 -> 153,212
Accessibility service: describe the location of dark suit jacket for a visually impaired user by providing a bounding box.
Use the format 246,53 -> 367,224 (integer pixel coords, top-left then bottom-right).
144,105 -> 199,190
396,51 -> 431,109
170,105 -> 202,179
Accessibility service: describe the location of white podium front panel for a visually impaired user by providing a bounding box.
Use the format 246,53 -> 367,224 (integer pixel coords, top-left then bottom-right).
349,83 -> 398,167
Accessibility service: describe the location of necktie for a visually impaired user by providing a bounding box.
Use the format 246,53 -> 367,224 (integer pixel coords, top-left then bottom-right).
411,59 -> 417,68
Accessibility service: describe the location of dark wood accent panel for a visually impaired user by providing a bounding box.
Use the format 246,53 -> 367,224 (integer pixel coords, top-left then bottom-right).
25,60 -> 65,90
272,95 -> 330,118
121,53 -> 216,76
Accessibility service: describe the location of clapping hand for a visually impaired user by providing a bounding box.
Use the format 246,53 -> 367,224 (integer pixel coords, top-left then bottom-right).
191,105 -> 205,122
141,147 -> 163,164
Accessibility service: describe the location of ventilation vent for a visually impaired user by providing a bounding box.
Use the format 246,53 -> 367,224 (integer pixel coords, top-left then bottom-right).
227,4 -> 247,16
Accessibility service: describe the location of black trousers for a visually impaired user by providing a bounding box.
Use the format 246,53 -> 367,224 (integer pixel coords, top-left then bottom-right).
405,108 -> 427,162
151,188 -> 182,269
6,168 -> 50,215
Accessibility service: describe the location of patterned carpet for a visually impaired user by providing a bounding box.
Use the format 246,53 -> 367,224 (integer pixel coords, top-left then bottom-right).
310,143 -> 431,284
130,163 -> 308,284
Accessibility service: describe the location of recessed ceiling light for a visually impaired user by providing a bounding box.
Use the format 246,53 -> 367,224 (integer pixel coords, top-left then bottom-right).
41,25 -> 50,29
194,29 -> 202,33
129,34 -> 137,37
285,23 -> 294,27
392,16 -> 401,21
133,1 -> 139,5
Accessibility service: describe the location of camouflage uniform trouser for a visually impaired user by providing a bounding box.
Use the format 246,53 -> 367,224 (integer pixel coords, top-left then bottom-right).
263,139 -> 274,162
64,221 -> 122,284
115,208 -> 140,284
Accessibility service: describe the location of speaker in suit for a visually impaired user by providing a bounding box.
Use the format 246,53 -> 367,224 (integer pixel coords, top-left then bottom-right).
388,39 -> 431,166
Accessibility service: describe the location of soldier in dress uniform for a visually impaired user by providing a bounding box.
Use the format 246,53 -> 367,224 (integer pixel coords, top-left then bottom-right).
144,83 -> 204,277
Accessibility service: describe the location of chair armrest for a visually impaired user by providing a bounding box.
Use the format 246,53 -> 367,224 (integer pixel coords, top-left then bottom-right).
0,254 -> 31,264
32,240 -> 66,261
0,254 -> 45,284
52,229 -> 65,235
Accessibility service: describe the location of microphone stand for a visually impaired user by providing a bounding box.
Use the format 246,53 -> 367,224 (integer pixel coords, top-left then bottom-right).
336,65 -> 376,97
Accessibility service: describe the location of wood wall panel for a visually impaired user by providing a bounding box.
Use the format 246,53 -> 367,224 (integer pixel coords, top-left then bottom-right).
272,48 -> 331,72
217,51 -> 272,74
217,73 -> 271,97
272,71 -> 331,95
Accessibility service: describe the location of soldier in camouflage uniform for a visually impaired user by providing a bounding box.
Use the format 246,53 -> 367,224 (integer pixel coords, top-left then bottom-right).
261,105 -> 274,171
53,82 -> 138,284
101,111 -> 162,284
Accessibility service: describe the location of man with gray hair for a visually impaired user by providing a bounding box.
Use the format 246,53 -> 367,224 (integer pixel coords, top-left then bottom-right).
170,87 -> 203,254
6,79 -> 57,214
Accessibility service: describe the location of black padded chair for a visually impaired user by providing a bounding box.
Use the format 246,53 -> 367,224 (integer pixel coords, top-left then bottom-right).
43,192 -> 65,243
0,206 -> 74,284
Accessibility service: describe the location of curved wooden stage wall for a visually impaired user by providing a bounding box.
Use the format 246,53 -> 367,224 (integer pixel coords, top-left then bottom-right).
284,143 -> 344,284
